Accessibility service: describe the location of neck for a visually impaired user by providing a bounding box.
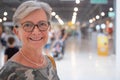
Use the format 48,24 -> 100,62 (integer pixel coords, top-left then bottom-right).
21,47 -> 43,56
19,49 -> 46,67
20,48 -> 44,63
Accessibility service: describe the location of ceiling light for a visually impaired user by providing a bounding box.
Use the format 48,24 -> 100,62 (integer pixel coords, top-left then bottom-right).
51,12 -> 56,16
73,12 -> 77,16
3,17 -> 7,21
101,23 -> 106,29
58,18 -> 64,25
96,15 -> 100,19
75,0 -> 80,4
74,7 -> 78,12
92,18 -> 96,21
4,12 -> 8,16
101,12 -> 105,16
89,19 -> 93,23
55,15 -> 59,19
96,25 -> 100,30
72,12 -> 77,24
109,7 -> 113,11
54,15 -> 64,25
0,18 -> 2,22
72,15 -> 76,24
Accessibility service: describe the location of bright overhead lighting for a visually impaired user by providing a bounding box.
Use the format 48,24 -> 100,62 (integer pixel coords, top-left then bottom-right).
54,15 -> 64,25
89,19 -> 93,23
58,18 -> 64,25
101,12 -> 105,16
3,17 -> 7,21
51,12 -> 56,16
109,7 -> 113,11
72,16 -> 76,24
75,0 -> 80,4
4,12 -> 8,16
0,18 -> 2,22
71,12 -> 77,24
96,25 -> 100,30
73,12 -> 77,16
74,7 -> 78,12
101,23 -> 106,29
55,15 -> 59,19
96,15 -> 100,19
92,18 -> 96,21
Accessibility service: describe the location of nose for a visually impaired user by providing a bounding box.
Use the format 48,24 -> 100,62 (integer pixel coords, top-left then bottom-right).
32,25 -> 40,33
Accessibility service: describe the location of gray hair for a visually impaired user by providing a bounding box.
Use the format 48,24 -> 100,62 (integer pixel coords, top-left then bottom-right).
13,0 -> 52,26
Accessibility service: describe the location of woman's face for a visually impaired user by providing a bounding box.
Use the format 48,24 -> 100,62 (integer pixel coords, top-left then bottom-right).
14,9 -> 50,50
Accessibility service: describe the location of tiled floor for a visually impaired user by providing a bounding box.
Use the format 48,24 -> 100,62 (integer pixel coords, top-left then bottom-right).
55,32 -> 118,80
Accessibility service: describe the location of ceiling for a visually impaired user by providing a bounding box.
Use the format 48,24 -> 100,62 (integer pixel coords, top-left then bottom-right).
0,0 -> 114,25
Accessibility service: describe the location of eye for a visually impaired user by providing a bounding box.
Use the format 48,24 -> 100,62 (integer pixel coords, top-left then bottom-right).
23,23 -> 33,27
38,22 -> 48,27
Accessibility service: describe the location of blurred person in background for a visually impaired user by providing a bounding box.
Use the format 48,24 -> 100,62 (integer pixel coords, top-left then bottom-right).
60,28 -> 68,55
44,31 -> 53,55
0,24 -> 6,48
0,24 -> 6,68
52,30 -> 63,60
0,1 -> 59,80
4,36 -> 19,62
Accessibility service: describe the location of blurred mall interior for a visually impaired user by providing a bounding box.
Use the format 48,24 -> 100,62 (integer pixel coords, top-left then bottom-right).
0,0 -> 120,80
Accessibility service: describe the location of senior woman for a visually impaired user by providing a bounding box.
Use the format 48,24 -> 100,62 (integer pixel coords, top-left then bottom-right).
0,1 -> 59,80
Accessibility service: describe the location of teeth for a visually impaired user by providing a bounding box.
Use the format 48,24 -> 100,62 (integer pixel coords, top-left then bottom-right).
30,37 -> 43,41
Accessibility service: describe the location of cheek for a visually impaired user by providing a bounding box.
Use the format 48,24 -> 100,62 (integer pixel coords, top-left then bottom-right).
43,32 -> 49,41
18,31 -> 27,41
46,32 -> 49,39
17,31 -> 21,40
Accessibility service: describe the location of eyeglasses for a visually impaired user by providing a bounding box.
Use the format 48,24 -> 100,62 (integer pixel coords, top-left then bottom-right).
19,21 -> 50,32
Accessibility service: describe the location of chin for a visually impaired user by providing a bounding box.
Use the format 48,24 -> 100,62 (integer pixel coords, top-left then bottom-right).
30,45 -> 42,50
31,43 -> 45,49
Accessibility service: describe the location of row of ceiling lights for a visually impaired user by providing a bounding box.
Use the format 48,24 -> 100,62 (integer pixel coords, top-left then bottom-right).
0,0 -> 113,26
0,9 -> 65,25
89,7 -> 114,24
1,9 -> 65,24
51,0 -> 81,25
52,0 -> 113,25
0,12 -> 8,23
51,12 -> 64,25
90,7 -> 114,31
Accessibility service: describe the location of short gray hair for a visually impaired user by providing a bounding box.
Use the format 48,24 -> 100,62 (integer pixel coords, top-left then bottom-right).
13,0 -> 52,26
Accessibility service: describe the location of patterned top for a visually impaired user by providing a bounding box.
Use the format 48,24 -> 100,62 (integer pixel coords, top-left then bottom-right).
0,56 -> 60,80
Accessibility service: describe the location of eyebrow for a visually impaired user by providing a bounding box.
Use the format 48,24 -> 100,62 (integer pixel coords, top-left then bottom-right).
21,20 -> 48,24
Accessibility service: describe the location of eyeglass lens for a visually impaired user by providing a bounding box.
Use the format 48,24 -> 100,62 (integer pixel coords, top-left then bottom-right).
22,21 -> 49,32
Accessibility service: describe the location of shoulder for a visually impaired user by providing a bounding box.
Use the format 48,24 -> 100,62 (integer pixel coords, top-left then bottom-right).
0,61 -> 19,71
13,47 -> 19,52
5,48 -> 9,54
14,46 -> 19,49
0,61 -> 16,79
5,47 -> 10,51
0,61 -> 28,80
46,55 -> 56,69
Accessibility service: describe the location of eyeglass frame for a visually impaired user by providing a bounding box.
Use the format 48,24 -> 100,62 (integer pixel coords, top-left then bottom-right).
15,21 -> 50,32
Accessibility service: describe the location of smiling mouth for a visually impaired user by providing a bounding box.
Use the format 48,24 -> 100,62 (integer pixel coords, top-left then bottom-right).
29,37 -> 43,41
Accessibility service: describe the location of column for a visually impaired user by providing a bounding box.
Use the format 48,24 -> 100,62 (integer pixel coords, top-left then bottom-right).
116,0 -> 120,79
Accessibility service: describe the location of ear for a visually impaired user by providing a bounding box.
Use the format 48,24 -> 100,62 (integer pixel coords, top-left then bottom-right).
13,27 -> 21,40
13,27 -> 18,35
